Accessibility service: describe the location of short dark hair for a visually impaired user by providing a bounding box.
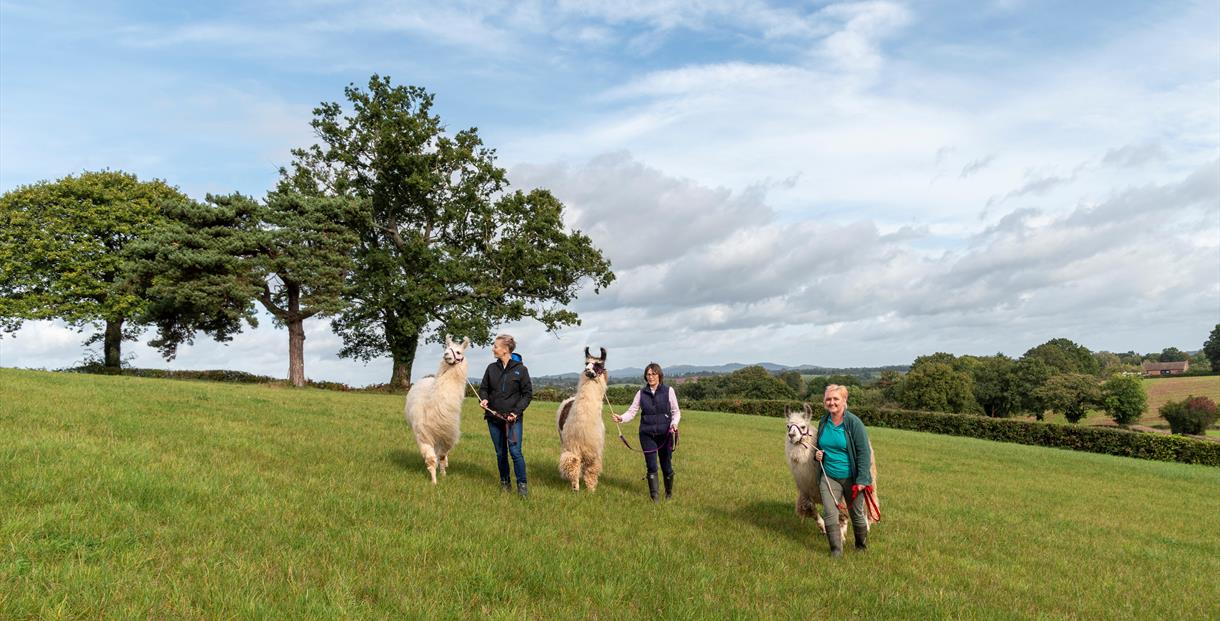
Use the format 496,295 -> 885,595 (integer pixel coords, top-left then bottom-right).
644,362 -> 664,384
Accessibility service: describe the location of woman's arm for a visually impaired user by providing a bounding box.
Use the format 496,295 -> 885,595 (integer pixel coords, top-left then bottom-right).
668,389 -> 681,428
851,417 -> 872,486
617,391 -> 642,423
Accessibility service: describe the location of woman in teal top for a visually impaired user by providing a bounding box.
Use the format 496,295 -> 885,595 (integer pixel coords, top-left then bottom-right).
814,384 -> 873,557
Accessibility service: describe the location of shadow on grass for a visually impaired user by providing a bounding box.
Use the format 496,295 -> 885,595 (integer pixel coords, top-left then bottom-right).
386,449 -> 497,482
522,461 -> 644,495
708,499 -> 820,548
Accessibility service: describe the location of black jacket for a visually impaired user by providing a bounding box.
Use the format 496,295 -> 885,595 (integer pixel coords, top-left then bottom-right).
478,357 -> 533,420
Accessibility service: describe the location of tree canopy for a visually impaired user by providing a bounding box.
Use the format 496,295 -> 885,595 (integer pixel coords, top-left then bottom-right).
131,192 -> 358,386
1201,324 -> 1220,371
1101,375 -> 1147,426
1022,338 -> 1100,376
280,75 -> 614,386
0,170 -> 188,369
1035,373 -> 1101,424
900,361 -> 978,414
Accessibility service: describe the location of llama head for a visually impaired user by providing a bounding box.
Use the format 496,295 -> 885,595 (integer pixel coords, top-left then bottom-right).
443,336 -> 471,365
583,347 -> 607,380
785,403 -> 815,446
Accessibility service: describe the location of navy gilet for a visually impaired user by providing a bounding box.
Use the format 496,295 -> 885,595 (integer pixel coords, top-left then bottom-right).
639,385 -> 672,434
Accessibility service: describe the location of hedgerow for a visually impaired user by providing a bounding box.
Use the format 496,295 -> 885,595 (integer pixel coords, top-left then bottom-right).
683,399 -> 1220,466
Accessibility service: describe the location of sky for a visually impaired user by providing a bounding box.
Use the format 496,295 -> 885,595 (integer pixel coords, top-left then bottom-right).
1,0 -> 1218,386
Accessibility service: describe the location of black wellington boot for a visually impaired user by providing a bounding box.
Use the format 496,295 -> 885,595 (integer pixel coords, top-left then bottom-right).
854,526 -> 869,551
517,481 -> 529,498
500,479 -> 511,493
663,473 -> 674,500
647,472 -> 659,503
827,525 -> 844,558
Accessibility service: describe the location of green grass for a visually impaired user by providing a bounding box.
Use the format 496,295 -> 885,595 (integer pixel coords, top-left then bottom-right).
2,368 -> 1218,619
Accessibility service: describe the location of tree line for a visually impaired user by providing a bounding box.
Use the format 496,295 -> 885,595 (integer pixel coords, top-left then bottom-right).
0,76 -> 615,387
629,329 -> 1220,428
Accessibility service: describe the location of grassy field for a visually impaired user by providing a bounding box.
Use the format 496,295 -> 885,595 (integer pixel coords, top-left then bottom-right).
1142,375 -> 1220,419
1074,375 -> 1220,434
2,368 -> 1218,619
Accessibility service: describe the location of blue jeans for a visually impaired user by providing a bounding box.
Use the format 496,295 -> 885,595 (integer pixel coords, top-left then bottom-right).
487,419 -> 526,484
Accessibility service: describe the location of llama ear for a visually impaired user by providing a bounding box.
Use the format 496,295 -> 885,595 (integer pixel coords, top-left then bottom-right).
445,335 -> 454,348
461,337 -> 470,349
584,347 -> 591,359
599,347 -> 607,362
803,403 -> 814,420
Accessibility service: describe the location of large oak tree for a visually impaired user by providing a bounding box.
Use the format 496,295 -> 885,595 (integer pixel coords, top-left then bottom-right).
0,171 -> 188,370
280,76 -> 614,387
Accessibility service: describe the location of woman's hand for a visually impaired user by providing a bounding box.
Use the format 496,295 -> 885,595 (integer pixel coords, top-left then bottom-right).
815,450 -> 824,462
611,414 -> 622,423
479,399 -> 489,409
506,413 -> 517,422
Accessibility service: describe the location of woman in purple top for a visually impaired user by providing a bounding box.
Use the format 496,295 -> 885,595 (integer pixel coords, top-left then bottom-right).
612,362 -> 682,502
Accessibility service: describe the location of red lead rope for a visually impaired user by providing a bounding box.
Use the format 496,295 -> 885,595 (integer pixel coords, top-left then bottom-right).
851,485 -> 881,522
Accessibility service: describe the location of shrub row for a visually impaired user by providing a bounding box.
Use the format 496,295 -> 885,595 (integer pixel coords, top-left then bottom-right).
683,398 -> 1220,467
65,365 -> 360,391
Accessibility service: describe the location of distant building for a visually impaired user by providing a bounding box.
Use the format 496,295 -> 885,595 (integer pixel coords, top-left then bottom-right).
1142,361 -> 1189,377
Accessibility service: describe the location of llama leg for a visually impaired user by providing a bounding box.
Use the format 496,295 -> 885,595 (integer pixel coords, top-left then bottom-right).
438,454 -> 448,477
796,492 -> 816,518
582,458 -> 601,492
559,450 -> 581,491
421,445 -> 438,485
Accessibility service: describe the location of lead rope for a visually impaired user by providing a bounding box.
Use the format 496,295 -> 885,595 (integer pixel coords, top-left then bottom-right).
603,392 -> 678,453
467,379 -> 515,446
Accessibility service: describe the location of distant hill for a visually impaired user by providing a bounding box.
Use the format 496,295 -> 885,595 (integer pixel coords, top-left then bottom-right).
531,362 -> 909,386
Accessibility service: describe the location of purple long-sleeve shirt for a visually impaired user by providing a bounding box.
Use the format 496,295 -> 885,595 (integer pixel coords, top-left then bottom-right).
619,385 -> 681,428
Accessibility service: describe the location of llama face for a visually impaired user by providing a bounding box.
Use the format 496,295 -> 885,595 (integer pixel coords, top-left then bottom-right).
583,347 -> 607,379
443,337 -> 471,365
786,410 -> 814,446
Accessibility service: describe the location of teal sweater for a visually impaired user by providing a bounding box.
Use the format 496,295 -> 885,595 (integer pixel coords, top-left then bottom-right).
815,410 -> 873,486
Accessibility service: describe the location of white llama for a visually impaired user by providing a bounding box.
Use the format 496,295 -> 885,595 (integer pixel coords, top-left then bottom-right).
405,337 -> 471,484
556,347 -> 608,492
785,404 -> 879,543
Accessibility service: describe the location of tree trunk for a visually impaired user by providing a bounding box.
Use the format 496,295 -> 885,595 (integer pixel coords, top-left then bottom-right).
288,318 -> 306,388
388,330 -> 419,391
104,318 -> 123,372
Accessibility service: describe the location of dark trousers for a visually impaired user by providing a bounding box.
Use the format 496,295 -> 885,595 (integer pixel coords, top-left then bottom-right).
639,430 -> 674,477
487,419 -> 526,484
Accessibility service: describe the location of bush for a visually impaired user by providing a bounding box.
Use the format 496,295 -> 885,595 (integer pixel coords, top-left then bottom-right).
856,408 -> 1220,466
1160,396 -> 1219,435
533,386 -> 572,402
1101,375 -> 1147,426
685,398 -> 807,418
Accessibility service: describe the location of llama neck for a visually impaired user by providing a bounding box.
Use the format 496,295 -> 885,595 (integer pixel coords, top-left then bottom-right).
787,440 -> 814,464
576,375 -> 606,398
432,360 -> 469,396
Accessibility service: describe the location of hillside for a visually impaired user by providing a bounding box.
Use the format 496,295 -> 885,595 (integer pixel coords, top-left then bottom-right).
2,369 -> 1217,619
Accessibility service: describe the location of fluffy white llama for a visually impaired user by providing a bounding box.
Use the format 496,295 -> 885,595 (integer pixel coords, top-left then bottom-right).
405,337 -> 471,484
785,404 -> 879,543
556,347 -> 608,492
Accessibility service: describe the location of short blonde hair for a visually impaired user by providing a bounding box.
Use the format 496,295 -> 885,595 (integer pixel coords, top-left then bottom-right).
495,333 -> 516,352
824,384 -> 849,400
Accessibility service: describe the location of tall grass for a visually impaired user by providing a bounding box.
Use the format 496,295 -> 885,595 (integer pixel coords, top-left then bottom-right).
2,369 -> 1217,619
